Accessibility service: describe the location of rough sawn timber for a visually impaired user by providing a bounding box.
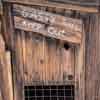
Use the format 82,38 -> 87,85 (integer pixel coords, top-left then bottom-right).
13,4 -> 83,33
3,0 -> 99,13
14,16 -> 82,44
85,14 -> 100,100
0,34 -> 13,100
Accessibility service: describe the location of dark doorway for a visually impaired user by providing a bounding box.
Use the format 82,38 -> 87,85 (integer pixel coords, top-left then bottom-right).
24,85 -> 74,100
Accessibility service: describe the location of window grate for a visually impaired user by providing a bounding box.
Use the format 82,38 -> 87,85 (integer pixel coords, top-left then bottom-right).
24,85 -> 74,100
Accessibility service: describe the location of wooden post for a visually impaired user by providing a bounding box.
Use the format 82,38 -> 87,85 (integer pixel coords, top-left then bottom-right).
0,34 -> 13,100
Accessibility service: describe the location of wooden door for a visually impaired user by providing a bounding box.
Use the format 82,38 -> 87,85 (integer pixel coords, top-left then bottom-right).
3,2 -> 84,100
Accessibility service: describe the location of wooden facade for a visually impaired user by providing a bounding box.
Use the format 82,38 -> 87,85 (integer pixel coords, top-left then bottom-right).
0,0 -> 100,100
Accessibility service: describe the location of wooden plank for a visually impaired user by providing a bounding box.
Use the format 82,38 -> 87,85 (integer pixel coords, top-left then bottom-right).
0,34 -> 5,100
0,33 -> 5,53
23,32 -> 46,83
43,38 -> 49,81
85,14 -> 100,100
13,31 -> 24,100
13,4 -> 83,33
20,30 -> 75,83
14,16 -> 81,44
3,0 -> 99,13
61,46 -> 75,81
5,52 -> 13,100
48,0 -> 99,6
2,3 -> 15,50
75,31 -> 85,100
0,0 -> 3,15
0,90 -> 3,100
0,34 -> 13,100
24,32 -> 35,82
46,38 -> 61,81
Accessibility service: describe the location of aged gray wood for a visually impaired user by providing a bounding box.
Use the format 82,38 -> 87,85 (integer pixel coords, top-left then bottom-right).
49,0 -> 99,6
2,4 -> 84,100
85,14 -> 100,100
2,3 -> 15,50
3,0 -> 99,13
14,16 -> 82,44
13,4 -> 83,33
12,31 -> 24,100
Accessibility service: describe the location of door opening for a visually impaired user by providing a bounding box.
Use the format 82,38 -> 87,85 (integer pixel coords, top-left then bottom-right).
24,85 -> 74,100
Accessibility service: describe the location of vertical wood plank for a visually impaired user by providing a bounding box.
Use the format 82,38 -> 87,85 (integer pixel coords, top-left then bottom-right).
5,52 -> 13,100
2,3 -> 14,50
13,31 -> 24,100
55,41 -> 61,81
24,33 -> 45,82
61,46 -> 75,81
74,16 -> 85,100
0,90 -> 3,100
0,0 -> 3,15
0,34 -> 13,100
46,38 -> 60,81
85,14 -> 100,100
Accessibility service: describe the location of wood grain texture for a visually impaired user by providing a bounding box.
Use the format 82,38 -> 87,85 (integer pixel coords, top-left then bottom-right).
10,30 -> 83,100
61,46 -> 75,81
11,30 -> 75,100
3,0 -> 99,13
2,3 -> 15,50
22,32 -> 75,83
75,32 -> 85,100
12,31 -> 24,100
0,90 -> 3,100
0,34 -> 13,100
0,0 -> 2,15
85,14 -> 100,100
13,4 -> 83,33
49,0 -> 99,6
14,16 -> 82,44
1,2 -> 87,100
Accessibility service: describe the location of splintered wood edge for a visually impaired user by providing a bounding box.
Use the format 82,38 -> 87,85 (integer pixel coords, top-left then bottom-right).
3,0 -> 99,13
14,16 -> 82,44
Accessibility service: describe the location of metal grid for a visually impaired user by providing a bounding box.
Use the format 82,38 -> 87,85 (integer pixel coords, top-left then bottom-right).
24,85 -> 74,100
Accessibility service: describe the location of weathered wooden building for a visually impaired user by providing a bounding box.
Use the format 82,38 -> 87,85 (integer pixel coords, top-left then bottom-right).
0,0 -> 100,100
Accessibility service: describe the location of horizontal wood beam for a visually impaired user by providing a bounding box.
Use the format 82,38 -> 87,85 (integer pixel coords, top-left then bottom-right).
13,4 -> 83,34
3,0 -> 99,13
48,0 -> 99,6
14,16 -> 82,44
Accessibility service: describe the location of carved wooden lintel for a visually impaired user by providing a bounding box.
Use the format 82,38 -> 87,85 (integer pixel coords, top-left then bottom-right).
14,16 -> 81,44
